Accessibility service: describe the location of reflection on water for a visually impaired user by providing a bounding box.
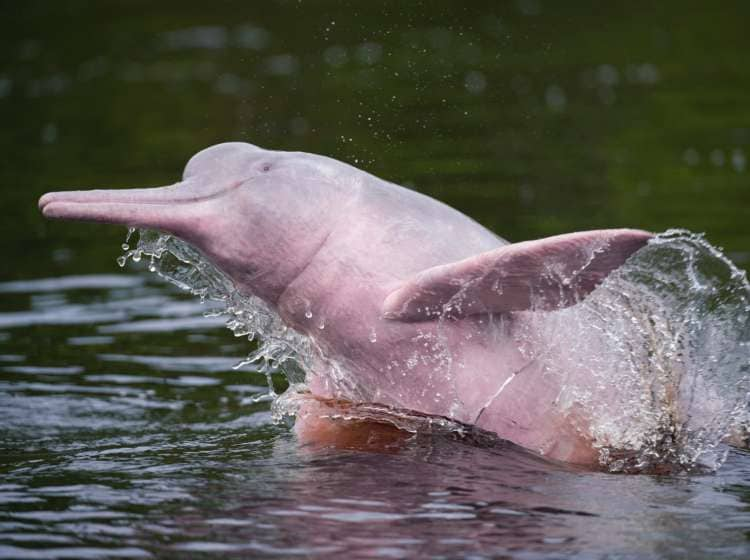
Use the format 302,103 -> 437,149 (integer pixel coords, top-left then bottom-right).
1,273 -> 749,559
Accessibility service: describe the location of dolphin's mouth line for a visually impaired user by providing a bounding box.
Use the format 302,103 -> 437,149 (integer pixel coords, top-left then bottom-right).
39,179 -> 247,213
40,199 -> 168,214
39,178 -> 250,222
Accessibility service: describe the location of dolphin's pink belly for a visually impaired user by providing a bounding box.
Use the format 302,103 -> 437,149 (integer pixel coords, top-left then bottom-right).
296,303 -> 599,465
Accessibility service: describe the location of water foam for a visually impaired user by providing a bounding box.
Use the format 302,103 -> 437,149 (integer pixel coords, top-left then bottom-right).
516,230 -> 750,472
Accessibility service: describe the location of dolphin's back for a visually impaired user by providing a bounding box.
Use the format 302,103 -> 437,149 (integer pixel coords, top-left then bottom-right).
341,173 -> 507,280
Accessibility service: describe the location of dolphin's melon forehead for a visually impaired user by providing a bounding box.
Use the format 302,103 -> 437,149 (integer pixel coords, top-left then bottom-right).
183,142 -> 365,188
183,142 -> 267,179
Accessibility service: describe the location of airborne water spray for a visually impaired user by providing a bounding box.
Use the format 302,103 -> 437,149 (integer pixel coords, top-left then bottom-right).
119,228 -> 750,472
527,230 -> 750,472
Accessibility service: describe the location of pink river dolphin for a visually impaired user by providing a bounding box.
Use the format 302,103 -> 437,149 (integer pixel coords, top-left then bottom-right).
39,142 -> 652,466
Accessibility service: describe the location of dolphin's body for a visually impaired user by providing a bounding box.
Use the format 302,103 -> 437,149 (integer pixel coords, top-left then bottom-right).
40,142 -> 652,465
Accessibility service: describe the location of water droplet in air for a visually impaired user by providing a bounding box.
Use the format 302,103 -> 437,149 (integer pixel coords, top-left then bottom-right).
369,328 -> 377,343
683,148 -> 700,166
731,148 -> 746,173
710,149 -> 725,167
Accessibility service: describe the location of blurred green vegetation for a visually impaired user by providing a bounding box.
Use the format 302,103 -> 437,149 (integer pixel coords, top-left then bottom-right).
1,0 -> 748,281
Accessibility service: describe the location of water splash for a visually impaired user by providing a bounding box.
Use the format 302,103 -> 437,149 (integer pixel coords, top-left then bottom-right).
119,228 -> 749,473
119,229 -> 314,403
520,230 -> 750,472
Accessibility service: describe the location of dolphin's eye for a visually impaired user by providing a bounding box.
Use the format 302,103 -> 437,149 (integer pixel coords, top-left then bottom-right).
261,163 -> 272,173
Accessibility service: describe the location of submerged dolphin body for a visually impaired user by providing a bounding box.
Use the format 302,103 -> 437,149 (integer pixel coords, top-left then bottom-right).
40,142 -> 653,465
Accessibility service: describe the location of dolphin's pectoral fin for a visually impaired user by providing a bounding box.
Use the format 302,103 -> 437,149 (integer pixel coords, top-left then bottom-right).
382,229 -> 652,322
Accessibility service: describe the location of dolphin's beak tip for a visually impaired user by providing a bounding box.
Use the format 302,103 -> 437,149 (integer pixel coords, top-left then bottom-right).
39,192 -> 74,220
40,201 -> 59,219
38,192 -> 54,216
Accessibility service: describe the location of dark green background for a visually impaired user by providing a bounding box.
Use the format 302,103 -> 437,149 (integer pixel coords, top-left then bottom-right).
1,0 -> 748,280
1,4 -> 749,557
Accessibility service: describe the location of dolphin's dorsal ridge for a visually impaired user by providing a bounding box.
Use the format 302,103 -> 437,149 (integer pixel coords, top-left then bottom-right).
382,229 -> 652,322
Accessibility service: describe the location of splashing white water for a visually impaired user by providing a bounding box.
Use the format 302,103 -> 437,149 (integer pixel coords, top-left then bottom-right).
119,228 -> 749,472
516,230 -> 750,472
118,229 -> 315,406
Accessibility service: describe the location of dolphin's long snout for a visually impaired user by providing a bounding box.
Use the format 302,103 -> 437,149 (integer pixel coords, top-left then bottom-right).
40,182 -> 184,216
39,183 -> 188,229
37,177 -> 242,232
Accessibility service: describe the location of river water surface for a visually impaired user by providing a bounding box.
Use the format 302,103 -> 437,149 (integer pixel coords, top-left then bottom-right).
2,1 -> 750,558
1,269 -> 749,559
